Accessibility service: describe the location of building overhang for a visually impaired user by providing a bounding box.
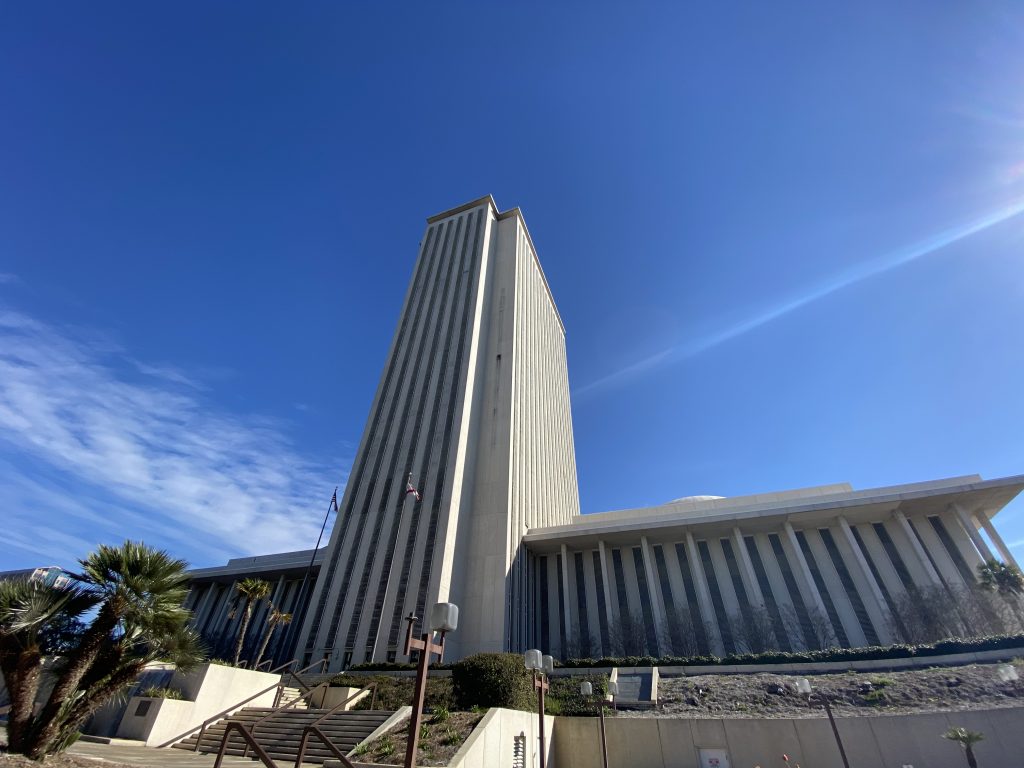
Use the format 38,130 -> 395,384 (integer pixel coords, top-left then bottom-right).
187,548 -> 325,584
522,473 -> 1024,554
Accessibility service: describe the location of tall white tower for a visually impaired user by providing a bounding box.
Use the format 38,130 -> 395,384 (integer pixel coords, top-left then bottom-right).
296,197 -> 579,668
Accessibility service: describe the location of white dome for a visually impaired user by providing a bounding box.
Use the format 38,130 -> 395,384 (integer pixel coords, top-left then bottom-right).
671,495 -> 725,503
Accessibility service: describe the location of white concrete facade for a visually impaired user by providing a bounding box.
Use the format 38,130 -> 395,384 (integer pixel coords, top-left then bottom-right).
183,197 -> 1024,669
284,197 -> 580,669
525,474 -> 1024,658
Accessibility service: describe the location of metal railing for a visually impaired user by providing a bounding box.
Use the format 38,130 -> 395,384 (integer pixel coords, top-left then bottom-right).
155,658 -> 330,750
292,684 -> 377,768
212,722 -> 278,768
245,680 -> 331,758
294,726 -> 357,768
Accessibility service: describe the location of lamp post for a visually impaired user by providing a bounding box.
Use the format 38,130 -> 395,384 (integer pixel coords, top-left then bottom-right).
403,602 -> 458,768
580,682 -> 610,768
525,650 -> 553,768
795,678 -> 850,768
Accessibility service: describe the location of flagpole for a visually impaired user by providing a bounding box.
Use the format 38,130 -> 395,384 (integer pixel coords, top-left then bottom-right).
280,487 -> 337,668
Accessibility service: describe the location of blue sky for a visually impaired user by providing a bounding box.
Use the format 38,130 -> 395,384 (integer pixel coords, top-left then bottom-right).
1,2 -> 1023,572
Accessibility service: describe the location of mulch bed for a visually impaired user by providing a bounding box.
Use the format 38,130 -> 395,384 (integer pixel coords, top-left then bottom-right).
633,661 -> 1024,718
352,711 -> 483,766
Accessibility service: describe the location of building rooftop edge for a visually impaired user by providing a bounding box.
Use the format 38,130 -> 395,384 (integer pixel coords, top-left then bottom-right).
426,196 -> 567,335
525,472 -> 1024,542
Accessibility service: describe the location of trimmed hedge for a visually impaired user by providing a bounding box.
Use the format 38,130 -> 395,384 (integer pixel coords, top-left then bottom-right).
546,674 -> 608,717
452,653 -> 534,711
557,633 -> 1024,669
331,673 -> 453,711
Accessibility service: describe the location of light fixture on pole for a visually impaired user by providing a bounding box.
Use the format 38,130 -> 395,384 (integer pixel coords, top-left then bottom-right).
579,681 -> 610,768
403,603 -> 458,768
607,680 -> 618,711
525,650 -> 553,768
795,678 -> 850,768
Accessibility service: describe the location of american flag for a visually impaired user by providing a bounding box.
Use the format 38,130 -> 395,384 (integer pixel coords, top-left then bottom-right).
330,488 -> 338,510
405,473 -> 421,501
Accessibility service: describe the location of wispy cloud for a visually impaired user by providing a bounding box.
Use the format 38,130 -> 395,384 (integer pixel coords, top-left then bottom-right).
0,273 -> 19,285
575,198 -> 1024,398
0,308 -> 346,569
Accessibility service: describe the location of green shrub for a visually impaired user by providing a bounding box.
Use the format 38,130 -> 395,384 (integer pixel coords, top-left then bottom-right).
557,633 -> 1024,669
452,653 -> 535,711
330,673 -> 453,711
377,734 -> 395,757
430,705 -> 450,723
139,686 -> 184,699
547,674 -> 608,717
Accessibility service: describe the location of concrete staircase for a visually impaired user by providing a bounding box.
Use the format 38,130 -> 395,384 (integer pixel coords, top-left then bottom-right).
172,707 -> 396,765
611,667 -> 658,710
277,687 -> 309,710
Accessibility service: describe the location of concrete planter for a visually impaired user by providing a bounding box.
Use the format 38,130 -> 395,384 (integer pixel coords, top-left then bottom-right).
310,686 -> 369,710
114,662 -> 280,746
116,697 -> 194,746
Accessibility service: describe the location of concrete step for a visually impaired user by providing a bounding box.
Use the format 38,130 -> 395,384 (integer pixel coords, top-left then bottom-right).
171,705 -> 395,764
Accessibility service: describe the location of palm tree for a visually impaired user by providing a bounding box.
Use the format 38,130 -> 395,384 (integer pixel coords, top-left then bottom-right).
0,577 -> 97,751
232,578 -> 271,666
977,559 -> 1024,626
943,726 -> 984,768
978,559 -> 1024,596
253,606 -> 292,668
2,541 -> 204,758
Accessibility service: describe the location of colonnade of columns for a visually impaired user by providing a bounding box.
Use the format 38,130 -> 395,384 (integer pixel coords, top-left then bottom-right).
531,504 -> 1016,659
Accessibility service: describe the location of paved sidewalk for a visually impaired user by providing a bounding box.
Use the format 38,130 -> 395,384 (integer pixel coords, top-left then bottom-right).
3,724 -> 318,768
67,741 -> 319,768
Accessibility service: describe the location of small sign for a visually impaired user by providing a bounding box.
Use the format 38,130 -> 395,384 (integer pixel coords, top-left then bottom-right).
698,747 -> 731,768
134,700 -> 151,717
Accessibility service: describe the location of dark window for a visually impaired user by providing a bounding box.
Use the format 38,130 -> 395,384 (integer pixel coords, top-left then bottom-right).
768,533 -> 815,649
632,547 -> 659,655
654,545 -> 681,653
697,540 -> 734,655
930,516 -> 976,584
539,556 -> 550,651
795,531 -> 849,647
743,536 -> 789,651
872,522 -> 915,591
674,543 -> 709,653
612,549 -> 629,620
820,528 -> 879,645
850,526 -> 907,640
556,554 -> 567,654
720,538 -> 752,619
592,552 -> 610,655
574,552 -> 591,657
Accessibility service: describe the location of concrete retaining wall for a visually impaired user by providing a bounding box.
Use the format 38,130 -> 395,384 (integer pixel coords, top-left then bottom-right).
449,707 -> 555,768
551,706 -> 1024,768
116,663 -> 279,746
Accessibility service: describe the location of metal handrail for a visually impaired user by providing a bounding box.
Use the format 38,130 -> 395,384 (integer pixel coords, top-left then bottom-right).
212,721 -> 278,768
310,682 -> 378,728
292,683 -> 377,768
157,676 -> 285,750
156,658 -> 331,750
294,725 -> 357,768
246,680 -> 332,758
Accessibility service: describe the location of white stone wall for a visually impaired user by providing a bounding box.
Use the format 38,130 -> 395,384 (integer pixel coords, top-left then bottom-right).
292,198 -> 580,669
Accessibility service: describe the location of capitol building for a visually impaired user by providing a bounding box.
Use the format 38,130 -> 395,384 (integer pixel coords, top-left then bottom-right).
184,197 -> 1024,671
